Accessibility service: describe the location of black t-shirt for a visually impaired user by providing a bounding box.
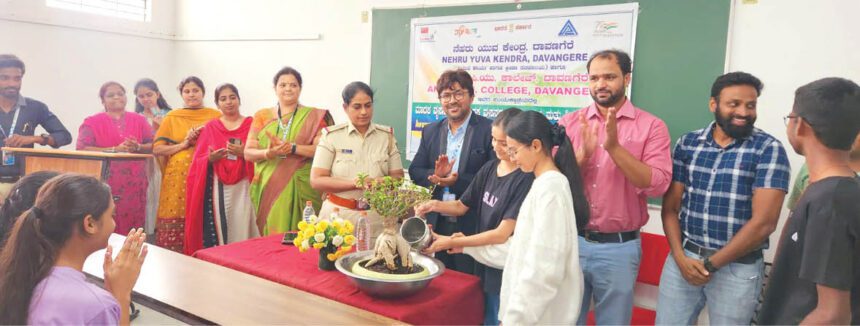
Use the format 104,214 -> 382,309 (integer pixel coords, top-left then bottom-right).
757,176 -> 860,325
460,159 -> 534,294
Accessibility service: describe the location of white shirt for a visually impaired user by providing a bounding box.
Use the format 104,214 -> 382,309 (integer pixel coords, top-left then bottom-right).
467,170 -> 583,325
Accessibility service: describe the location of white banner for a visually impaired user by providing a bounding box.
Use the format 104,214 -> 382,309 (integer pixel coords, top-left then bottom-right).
406,3 -> 639,160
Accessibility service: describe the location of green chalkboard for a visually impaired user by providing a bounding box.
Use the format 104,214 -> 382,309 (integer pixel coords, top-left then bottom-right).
370,0 -> 730,171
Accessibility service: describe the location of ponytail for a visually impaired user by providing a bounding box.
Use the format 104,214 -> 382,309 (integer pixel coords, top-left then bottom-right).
551,124 -> 591,229
504,111 -> 591,229
0,209 -> 56,324
0,174 -> 112,324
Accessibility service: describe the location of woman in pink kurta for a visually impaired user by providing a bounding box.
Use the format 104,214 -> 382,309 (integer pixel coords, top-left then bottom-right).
77,81 -> 154,234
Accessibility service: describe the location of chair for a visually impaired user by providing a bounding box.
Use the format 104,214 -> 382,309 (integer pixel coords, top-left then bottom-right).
585,232 -> 670,325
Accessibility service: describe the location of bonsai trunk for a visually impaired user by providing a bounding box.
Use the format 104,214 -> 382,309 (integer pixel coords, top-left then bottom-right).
363,217 -> 414,271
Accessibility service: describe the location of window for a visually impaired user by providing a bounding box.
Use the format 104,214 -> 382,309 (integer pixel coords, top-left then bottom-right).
46,0 -> 151,22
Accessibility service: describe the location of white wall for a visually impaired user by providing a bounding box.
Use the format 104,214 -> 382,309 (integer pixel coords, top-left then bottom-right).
726,0 -> 860,261
0,0 -> 177,144
1,0 -> 854,235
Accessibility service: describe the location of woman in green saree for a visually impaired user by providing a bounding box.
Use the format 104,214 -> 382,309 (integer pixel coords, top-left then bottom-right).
245,67 -> 333,235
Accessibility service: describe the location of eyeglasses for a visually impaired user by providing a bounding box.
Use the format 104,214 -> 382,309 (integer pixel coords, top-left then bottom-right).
439,90 -> 467,103
783,115 -> 799,126
506,144 -> 528,157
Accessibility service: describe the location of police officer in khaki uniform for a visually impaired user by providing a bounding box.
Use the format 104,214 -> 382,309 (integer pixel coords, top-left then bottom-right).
311,82 -> 404,242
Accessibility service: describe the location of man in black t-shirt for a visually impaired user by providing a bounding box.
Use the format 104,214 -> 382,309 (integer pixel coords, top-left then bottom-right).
757,77 -> 860,324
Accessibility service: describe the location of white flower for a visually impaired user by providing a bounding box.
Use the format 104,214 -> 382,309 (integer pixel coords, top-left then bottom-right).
332,235 -> 344,246
301,239 -> 310,250
310,215 -> 319,223
314,233 -> 326,242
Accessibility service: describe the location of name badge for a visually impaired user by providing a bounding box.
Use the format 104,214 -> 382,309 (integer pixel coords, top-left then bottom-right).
340,149 -> 353,154
2,150 -> 14,166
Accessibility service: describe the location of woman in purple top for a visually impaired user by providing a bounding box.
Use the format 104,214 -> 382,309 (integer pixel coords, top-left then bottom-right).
0,174 -> 148,325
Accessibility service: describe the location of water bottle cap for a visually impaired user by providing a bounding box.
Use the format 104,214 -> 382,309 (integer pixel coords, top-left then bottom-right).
306,200 -> 312,205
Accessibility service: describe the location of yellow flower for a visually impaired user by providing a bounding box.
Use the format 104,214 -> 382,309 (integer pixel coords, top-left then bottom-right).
327,253 -> 336,261
332,220 -> 342,229
297,220 -> 308,230
313,242 -> 324,249
344,235 -> 356,246
341,245 -> 352,251
299,239 -> 310,252
294,235 -> 304,245
303,228 -> 314,238
344,220 -> 354,230
316,220 -> 330,232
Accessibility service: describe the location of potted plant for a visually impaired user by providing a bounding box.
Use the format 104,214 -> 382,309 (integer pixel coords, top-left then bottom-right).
355,174 -> 434,273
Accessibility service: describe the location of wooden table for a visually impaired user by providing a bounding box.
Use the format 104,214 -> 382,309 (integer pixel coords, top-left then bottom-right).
83,234 -> 403,325
1,147 -> 152,180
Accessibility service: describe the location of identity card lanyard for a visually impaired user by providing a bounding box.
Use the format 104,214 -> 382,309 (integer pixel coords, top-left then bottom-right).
0,108 -> 21,139
276,103 -> 297,141
275,104 -> 297,159
0,108 -> 21,166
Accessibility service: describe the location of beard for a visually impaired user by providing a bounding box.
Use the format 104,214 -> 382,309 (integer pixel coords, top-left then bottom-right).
0,87 -> 19,99
590,86 -> 625,107
714,106 -> 756,139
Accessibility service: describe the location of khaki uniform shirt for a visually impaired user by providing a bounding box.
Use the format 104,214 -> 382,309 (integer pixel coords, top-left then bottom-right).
312,122 -> 403,200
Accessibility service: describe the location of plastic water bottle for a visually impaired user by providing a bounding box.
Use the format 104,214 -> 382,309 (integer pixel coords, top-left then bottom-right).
356,211 -> 372,251
329,207 -> 340,222
302,201 -> 315,224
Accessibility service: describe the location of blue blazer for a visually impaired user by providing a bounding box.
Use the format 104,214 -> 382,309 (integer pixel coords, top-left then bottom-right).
409,112 -> 497,234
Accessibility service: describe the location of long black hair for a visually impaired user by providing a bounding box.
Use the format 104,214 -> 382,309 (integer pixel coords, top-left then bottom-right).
0,174 -> 112,324
504,111 -> 590,228
0,171 -> 60,246
133,78 -> 172,114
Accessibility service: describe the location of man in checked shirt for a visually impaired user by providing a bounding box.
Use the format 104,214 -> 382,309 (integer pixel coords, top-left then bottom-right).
656,72 -> 791,325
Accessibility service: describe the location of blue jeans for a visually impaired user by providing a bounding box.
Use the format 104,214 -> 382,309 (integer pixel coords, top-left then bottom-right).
576,237 -> 641,325
484,292 -> 500,326
655,249 -> 764,325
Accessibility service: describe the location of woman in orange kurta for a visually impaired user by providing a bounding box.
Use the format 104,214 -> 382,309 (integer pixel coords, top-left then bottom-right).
153,76 -> 221,252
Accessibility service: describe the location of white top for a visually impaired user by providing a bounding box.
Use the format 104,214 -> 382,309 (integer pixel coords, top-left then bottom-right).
468,170 -> 583,325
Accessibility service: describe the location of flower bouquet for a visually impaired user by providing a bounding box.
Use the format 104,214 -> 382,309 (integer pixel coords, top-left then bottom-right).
295,216 -> 356,271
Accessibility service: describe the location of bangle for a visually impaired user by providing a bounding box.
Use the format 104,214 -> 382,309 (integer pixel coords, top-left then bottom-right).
290,144 -> 297,155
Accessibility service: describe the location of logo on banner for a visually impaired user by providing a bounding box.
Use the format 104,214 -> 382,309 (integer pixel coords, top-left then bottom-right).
593,21 -> 623,38
558,19 -> 578,37
454,25 -> 478,37
419,26 -> 435,42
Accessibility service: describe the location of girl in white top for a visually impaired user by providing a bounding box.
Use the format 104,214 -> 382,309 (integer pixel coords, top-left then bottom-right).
460,110 -> 591,325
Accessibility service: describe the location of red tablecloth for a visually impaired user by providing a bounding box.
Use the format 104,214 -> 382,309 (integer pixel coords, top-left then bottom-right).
193,235 -> 483,325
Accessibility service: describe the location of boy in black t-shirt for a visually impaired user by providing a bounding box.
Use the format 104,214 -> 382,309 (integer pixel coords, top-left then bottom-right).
757,77 -> 860,325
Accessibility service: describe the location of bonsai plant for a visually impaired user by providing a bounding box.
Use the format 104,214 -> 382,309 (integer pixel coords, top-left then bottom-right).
356,174 -> 433,272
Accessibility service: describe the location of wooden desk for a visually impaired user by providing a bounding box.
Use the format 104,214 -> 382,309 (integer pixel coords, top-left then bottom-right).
1,147 -> 152,180
83,234 -> 403,325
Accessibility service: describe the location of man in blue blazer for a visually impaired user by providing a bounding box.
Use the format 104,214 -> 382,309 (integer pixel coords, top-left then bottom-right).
409,69 -> 496,273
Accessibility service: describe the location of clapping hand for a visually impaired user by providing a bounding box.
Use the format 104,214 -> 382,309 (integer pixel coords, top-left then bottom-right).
603,107 -> 619,151
264,131 -> 292,159
121,138 -> 141,153
576,111 -> 598,161
103,228 -> 148,302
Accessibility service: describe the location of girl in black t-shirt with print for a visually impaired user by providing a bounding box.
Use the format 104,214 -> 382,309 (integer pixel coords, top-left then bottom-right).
415,108 -> 533,326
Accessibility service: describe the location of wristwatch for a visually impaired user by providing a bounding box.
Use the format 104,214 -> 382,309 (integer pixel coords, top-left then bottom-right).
703,257 -> 719,273
39,133 -> 50,145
